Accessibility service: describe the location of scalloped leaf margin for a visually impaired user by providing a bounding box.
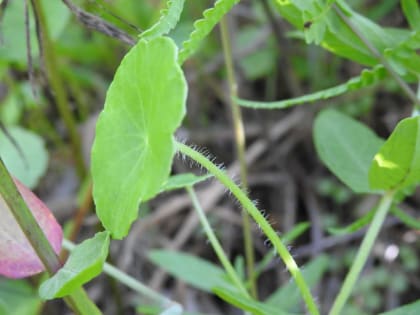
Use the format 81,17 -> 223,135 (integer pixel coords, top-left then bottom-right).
139,0 -> 185,41
178,0 -> 240,64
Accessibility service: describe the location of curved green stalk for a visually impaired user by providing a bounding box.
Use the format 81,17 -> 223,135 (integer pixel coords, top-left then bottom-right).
176,142 -> 320,315
186,187 -> 249,297
329,190 -> 395,315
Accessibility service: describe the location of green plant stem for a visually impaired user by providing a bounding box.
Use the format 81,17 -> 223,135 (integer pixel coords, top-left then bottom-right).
219,15 -> 257,299
186,186 -> 249,297
329,190 -> 395,315
333,4 -> 420,110
62,240 -> 182,313
30,0 -> 86,178
176,142 -> 320,315
0,158 -> 101,315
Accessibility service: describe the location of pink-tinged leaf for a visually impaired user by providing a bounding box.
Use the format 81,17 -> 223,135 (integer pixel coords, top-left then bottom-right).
0,179 -> 62,278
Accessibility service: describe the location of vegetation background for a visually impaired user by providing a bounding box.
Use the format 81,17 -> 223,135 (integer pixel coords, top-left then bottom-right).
0,0 -> 419,314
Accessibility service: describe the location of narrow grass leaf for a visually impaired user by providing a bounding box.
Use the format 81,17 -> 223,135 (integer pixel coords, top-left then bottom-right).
39,231 -> 110,299
390,207 -> 420,230
369,116 -> 420,191
401,0 -> 420,31
148,250 -> 235,292
327,208 -> 375,235
178,0 -> 240,64
91,37 -> 187,239
235,66 -> 385,109
139,0 -> 185,40
314,109 -> 384,193
379,300 -> 420,315
265,255 -> 329,311
213,287 -> 295,315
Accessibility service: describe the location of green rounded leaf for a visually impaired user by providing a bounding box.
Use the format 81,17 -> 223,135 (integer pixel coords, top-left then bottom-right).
91,37 -> 187,239
39,231 -> 110,299
369,116 -> 420,191
314,109 -> 384,193
0,126 -> 48,189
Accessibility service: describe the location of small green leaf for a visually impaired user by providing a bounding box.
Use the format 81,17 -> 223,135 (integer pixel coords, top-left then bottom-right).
265,255 -> 329,311
314,109 -> 384,193
160,173 -> 212,192
213,287 -> 296,315
402,0 -> 420,31
91,37 -> 187,239
379,300 -> 420,315
148,250 -> 234,292
139,0 -> 186,41
0,126 -> 48,189
369,116 -> 420,191
39,231 -> 110,299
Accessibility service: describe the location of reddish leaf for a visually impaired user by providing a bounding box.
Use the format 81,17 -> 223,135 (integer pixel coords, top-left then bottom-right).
0,179 -> 62,278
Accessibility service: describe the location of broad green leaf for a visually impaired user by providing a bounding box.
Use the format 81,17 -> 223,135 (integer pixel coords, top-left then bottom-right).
402,0 -> 420,31
0,126 -> 48,189
0,179 -> 62,279
178,0 -> 240,64
273,0 -> 411,68
0,0 -> 70,63
139,0 -> 185,41
160,173 -> 212,192
369,116 -> 420,191
39,231 -> 110,299
235,66 -> 386,109
148,250 -> 235,292
379,300 -> 420,315
327,208 -> 375,235
0,279 -> 42,315
213,287 -> 296,315
265,255 -> 329,311
314,109 -> 384,193
91,37 -> 187,239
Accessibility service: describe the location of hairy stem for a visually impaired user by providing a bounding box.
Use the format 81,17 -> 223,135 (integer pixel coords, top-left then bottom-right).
329,190 -> 395,315
176,142 -> 320,315
31,0 -> 86,178
186,186 -> 249,296
220,15 -> 257,298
